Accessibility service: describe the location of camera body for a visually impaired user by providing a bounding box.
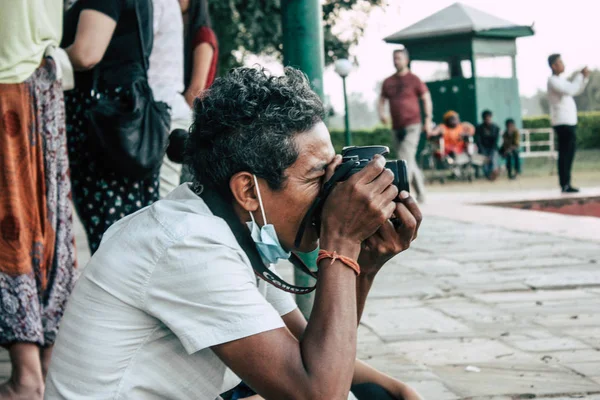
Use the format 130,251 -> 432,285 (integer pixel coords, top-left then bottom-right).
339,145 -> 410,194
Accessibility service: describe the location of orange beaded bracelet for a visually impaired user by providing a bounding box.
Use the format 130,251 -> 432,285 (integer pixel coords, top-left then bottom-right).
316,250 -> 361,276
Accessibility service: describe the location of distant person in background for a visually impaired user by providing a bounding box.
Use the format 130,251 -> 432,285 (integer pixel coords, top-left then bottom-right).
475,110 -> 500,180
501,118 -> 521,180
62,0 -> 159,253
378,48 -> 432,203
429,111 -> 475,157
181,0 -> 218,106
547,53 -> 590,193
179,0 -> 218,184
0,0 -> 77,398
149,0 -> 192,198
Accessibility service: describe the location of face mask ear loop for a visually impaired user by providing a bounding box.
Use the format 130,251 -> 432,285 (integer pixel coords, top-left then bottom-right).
253,175 -> 268,225
249,210 -> 256,224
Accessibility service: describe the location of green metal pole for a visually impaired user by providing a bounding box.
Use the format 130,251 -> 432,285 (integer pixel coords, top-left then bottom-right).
343,77 -> 351,146
281,0 -> 325,99
281,0 -> 325,319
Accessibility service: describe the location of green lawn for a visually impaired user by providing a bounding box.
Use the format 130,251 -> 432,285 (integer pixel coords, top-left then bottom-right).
426,149 -> 600,193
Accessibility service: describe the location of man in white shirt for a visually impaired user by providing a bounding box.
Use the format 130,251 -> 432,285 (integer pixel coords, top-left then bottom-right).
45,67 -> 424,400
547,54 -> 590,193
148,0 -> 193,198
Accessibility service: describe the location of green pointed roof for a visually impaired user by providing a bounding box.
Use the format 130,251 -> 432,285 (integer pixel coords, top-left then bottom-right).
384,2 -> 534,43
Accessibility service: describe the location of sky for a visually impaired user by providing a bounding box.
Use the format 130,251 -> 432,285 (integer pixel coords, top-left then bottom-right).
319,0 -> 600,112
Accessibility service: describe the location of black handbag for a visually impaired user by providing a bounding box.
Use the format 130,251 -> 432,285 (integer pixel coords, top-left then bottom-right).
85,0 -> 171,180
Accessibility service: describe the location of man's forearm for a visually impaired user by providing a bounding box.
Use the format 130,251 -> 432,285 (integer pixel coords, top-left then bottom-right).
300,239 -> 360,397
422,93 -> 433,121
356,274 -> 375,322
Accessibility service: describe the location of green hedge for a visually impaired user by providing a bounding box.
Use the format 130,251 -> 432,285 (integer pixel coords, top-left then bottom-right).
329,128 -> 394,154
330,111 -> 600,152
523,111 -> 600,149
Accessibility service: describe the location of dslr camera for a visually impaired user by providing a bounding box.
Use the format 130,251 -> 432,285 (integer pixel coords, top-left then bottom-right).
294,145 -> 409,248
338,145 -> 410,193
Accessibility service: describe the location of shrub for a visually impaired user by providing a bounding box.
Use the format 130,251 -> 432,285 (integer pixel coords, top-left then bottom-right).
523,111 -> 600,149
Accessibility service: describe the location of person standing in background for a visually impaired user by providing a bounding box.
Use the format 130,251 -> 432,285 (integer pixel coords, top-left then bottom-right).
181,0 -> 218,107
0,0 -> 77,398
547,54 -> 590,193
149,0 -> 192,198
501,118 -> 521,180
378,48 -> 432,203
179,0 -> 219,184
475,110 -> 501,180
62,0 -> 159,253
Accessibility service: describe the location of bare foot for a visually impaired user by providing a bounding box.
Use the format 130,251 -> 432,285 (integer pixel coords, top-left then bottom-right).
0,379 -> 43,400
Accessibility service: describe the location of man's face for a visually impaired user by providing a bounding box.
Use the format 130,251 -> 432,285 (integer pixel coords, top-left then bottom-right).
484,115 -> 493,125
256,122 -> 336,252
447,116 -> 459,128
393,52 -> 409,71
507,122 -> 516,132
552,57 -> 565,74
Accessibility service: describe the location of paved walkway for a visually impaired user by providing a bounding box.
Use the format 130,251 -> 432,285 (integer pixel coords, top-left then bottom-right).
2,188 -> 600,399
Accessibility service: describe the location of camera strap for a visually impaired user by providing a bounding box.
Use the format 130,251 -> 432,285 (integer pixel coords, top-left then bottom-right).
294,160 -> 357,248
201,186 -> 317,294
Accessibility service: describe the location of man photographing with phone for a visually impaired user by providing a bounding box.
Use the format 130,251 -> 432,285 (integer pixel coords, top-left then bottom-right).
45,67 -> 423,400
547,54 -> 590,193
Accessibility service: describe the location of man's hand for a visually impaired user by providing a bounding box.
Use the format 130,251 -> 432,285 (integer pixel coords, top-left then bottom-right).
358,191 -> 422,277
380,114 -> 390,126
423,118 -> 433,135
582,66 -> 591,78
388,381 -> 424,400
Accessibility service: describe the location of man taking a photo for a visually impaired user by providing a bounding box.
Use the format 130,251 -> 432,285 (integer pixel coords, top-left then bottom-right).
547,53 -> 590,193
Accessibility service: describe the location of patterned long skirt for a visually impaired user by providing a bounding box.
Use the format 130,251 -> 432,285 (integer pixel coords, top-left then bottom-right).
65,88 -> 159,254
0,58 -> 77,347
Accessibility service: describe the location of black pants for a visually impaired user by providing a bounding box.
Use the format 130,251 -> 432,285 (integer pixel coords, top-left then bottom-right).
554,125 -> 577,188
225,382 -> 398,400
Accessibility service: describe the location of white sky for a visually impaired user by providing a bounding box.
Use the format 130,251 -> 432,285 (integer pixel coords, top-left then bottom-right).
323,0 -> 600,111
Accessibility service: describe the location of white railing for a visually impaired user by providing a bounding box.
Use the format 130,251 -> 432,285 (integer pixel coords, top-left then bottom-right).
520,128 -> 558,159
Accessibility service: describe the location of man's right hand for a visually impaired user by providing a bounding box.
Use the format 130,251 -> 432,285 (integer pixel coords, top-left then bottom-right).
320,155 -> 398,252
380,115 -> 389,126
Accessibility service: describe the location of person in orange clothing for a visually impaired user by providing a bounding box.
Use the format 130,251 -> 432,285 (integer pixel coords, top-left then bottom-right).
429,110 -> 475,156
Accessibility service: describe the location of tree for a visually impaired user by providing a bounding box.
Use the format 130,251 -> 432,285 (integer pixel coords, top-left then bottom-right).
210,0 -> 385,73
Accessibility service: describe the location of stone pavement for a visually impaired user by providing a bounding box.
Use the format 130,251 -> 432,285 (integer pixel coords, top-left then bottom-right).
351,217 -> 600,399
2,195 -> 600,399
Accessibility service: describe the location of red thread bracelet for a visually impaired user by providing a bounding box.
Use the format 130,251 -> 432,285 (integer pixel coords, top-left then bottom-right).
317,250 -> 361,276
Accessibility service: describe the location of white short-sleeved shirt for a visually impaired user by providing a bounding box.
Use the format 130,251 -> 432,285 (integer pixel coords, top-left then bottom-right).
45,184 -> 297,400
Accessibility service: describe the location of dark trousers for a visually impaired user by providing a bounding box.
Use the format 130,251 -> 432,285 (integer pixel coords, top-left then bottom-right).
226,382 -> 398,400
554,125 -> 577,188
505,149 -> 521,176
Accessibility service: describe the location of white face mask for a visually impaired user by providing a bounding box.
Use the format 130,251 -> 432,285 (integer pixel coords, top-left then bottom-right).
246,175 -> 291,265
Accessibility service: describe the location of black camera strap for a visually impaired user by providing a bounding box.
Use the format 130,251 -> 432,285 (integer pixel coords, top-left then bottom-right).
294,160 -> 358,248
201,186 -> 317,294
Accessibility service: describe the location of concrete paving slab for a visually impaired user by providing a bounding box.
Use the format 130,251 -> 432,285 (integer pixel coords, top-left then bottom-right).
361,307 -> 472,342
506,338 -> 592,352
391,338 -> 536,365
403,380 -> 460,400
432,363 -> 600,397
471,289 -> 598,304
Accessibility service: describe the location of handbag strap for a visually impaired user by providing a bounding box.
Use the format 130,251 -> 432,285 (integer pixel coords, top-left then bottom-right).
132,0 -> 149,78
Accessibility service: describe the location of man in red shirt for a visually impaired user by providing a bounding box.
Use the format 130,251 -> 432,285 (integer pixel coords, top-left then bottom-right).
378,48 -> 432,203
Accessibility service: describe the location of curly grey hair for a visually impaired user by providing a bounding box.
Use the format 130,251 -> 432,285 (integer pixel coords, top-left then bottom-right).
185,66 -> 325,197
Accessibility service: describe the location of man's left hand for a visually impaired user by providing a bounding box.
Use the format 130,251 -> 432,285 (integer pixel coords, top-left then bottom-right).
423,118 -> 433,135
358,191 -> 422,277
